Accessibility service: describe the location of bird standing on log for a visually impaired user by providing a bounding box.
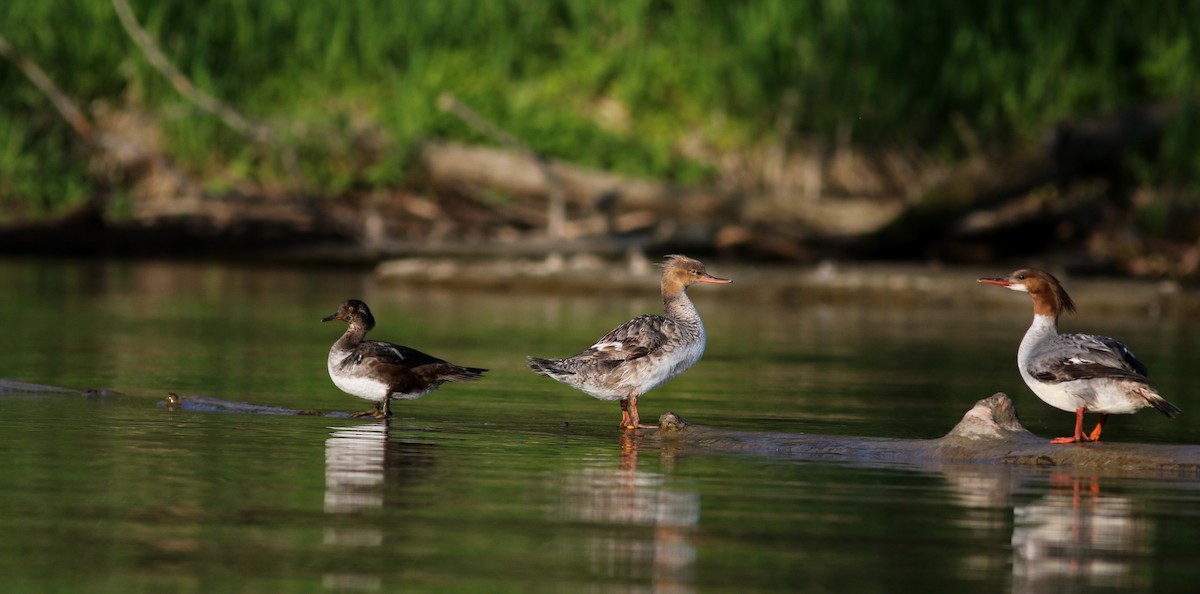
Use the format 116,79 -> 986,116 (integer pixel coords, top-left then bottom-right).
979,269 -> 1180,443
528,255 -> 731,430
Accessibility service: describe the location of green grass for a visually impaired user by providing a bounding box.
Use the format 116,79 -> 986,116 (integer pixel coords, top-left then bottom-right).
1,0 -> 1199,216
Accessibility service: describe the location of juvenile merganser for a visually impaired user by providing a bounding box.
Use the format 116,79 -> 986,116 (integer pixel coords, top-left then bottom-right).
528,255 -> 731,430
322,300 -> 486,418
979,269 -> 1181,443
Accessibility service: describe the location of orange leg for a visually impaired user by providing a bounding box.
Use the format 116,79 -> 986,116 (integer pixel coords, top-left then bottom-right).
1086,413 -> 1108,442
627,395 -> 657,430
619,399 -> 632,429
1050,407 -> 1092,444
351,402 -> 387,419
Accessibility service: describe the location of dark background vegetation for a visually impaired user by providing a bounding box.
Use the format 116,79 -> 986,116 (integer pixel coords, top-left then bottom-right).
2,0 -> 1199,275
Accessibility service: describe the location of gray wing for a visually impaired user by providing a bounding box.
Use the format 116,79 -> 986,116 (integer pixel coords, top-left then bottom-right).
571,315 -> 672,367
1027,332 -> 1149,384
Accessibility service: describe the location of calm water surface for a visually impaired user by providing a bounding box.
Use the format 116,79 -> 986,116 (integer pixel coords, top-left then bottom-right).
2,259 -> 1200,593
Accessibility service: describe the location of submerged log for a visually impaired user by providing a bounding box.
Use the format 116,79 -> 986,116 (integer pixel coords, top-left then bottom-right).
5,378 -> 1194,475
159,393 -> 350,417
654,393 -> 1200,476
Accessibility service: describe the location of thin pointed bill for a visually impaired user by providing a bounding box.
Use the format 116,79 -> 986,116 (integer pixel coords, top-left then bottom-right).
321,313 -> 344,322
977,277 -> 1011,287
698,274 -> 732,284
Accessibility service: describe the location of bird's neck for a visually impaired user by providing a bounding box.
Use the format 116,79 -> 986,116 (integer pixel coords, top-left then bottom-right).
664,289 -> 701,326
1018,314 -> 1059,361
334,323 -> 369,351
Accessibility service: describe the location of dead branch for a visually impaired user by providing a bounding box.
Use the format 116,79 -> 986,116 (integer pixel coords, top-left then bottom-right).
111,0 -> 275,146
0,34 -> 95,139
0,32 -> 200,197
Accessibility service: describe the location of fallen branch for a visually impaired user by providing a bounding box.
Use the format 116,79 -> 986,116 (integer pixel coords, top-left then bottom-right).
0,32 -> 200,200
0,34 -> 94,138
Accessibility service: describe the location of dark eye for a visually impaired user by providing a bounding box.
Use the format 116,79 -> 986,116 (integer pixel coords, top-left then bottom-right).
1016,274 -> 1026,280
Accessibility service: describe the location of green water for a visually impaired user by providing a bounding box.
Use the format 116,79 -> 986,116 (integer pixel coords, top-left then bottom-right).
2,259 -> 1200,593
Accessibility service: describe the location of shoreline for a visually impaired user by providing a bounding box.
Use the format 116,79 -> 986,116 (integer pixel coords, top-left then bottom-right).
2,249 -> 1196,314
373,255 -> 1198,315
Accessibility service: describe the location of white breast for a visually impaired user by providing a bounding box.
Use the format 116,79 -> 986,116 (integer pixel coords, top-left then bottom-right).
1016,316 -> 1147,414
328,348 -> 389,402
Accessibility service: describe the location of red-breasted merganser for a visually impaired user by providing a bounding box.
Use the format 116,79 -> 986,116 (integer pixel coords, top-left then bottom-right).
528,255 -> 731,429
323,300 -> 486,418
979,269 -> 1181,443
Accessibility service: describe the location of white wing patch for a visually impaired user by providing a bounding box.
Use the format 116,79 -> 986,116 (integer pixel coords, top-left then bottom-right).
590,341 -> 627,352
379,345 -> 406,360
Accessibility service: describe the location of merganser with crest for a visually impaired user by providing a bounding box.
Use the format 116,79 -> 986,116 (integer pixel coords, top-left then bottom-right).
979,269 -> 1181,443
527,255 -> 731,429
323,300 -> 486,418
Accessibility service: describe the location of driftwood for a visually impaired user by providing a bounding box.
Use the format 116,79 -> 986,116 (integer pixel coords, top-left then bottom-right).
420,103 -> 1183,263
850,154 -> 1056,257
652,393 -> 1200,476
111,0 -> 276,148
421,141 -> 733,222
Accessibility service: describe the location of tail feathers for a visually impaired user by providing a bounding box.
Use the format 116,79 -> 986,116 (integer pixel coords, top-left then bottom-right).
445,366 -> 487,382
527,356 -> 573,378
1149,396 -> 1183,418
1142,389 -> 1183,418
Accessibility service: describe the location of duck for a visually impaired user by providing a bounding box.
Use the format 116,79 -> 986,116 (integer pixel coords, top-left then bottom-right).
978,268 -> 1181,443
528,255 -> 731,429
322,300 -> 486,418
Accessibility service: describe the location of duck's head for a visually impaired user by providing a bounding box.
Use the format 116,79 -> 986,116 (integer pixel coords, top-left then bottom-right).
978,268 -> 1076,317
322,299 -> 377,330
661,255 -> 732,291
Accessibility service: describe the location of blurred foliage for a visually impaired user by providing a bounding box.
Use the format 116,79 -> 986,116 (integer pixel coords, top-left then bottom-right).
1,0 -> 1199,215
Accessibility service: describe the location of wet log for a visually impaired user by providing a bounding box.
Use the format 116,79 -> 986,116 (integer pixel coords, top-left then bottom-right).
160,393 -> 350,417
0,378 -> 79,394
653,393 -> 1200,477
6,378 -> 1194,475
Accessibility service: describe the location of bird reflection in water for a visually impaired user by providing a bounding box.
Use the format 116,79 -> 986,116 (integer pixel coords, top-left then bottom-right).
322,422 -> 437,591
1012,474 -> 1151,593
564,432 -> 699,593
936,464 -> 1022,582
